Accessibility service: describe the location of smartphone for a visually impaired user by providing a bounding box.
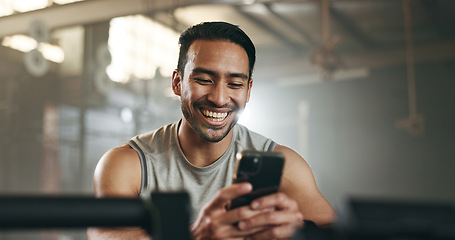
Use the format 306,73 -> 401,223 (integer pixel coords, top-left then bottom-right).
229,151 -> 285,209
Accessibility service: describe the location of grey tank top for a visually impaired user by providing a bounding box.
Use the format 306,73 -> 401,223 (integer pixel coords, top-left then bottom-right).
128,120 -> 276,223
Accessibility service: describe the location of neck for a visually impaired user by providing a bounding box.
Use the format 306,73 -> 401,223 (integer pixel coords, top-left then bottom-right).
178,119 -> 233,167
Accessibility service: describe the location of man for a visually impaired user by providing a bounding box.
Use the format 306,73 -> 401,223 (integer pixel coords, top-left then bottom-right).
89,22 -> 335,239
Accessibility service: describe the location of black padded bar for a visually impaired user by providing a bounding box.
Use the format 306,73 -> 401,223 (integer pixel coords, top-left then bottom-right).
0,196 -> 149,229
151,192 -> 192,240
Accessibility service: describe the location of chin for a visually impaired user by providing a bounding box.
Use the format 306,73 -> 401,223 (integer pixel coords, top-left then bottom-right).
204,121 -> 237,142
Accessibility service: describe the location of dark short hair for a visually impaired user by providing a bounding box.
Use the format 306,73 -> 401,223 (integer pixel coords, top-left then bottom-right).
177,21 -> 256,80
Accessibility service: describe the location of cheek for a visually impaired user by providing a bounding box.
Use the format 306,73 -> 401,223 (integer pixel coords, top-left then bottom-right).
233,91 -> 250,105
185,85 -> 207,99
180,84 -> 194,99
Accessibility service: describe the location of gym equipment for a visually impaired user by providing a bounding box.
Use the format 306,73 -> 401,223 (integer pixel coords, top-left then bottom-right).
296,198 -> 455,240
0,192 -> 191,240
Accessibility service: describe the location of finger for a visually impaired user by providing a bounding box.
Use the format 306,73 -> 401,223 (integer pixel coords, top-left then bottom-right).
238,210 -> 303,231
247,224 -> 301,240
220,205 -> 272,225
204,205 -> 272,238
211,223 -> 266,239
208,183 -> 253,210
201,214 -> 267,239
213,183 -> 252,208
250,192 -> 299,211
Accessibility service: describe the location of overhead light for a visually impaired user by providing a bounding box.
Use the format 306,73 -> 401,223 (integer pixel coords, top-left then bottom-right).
108,15 -> 179,83
2,35 -> 65,63
0,1 -> 14,17
2,35 -> 37,52
13,0 -> 49,12
0,0 -> 85,17
53,0 -> 84,5
39,43 -> 65,63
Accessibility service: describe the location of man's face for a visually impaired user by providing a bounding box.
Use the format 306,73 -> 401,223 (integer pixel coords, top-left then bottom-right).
173,40 -> 252,142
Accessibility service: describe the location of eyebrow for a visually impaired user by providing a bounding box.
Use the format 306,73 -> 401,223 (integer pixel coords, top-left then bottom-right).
192,67 -> 249,80
192,67 -> 216,76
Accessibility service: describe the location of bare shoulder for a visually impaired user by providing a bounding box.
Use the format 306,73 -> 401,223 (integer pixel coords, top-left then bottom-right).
273,144 -> 336,226
93,144 -> 142,197
273,144 -> 313,184
89,147 -> 149,240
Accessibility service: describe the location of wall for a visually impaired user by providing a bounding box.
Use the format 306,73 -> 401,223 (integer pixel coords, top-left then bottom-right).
245,60 -> 455,210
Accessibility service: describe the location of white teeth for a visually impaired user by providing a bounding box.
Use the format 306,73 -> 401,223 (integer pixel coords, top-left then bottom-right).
202,110 -> 228,121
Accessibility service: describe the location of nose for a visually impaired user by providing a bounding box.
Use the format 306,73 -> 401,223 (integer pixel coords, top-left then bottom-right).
207,83 -> 230,107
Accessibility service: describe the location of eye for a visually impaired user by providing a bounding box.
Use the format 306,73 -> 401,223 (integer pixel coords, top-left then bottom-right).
195,78 -> 212,85
228,82 -> 245,89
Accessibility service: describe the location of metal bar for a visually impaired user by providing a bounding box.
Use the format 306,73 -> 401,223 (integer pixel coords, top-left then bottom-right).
234,5 -> 302,51
403,0 -> 417,117
329,6 -> 377,49
0,0 -> 211,38
0,196 -> 148,229
0,192 -> 191,240
263,3 -> 316,46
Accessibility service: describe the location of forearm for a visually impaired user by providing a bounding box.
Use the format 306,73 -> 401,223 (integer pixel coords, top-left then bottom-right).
87,227 -> 151,240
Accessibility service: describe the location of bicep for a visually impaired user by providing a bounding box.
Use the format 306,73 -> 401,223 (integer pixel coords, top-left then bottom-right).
274,145 -> 336,225
93,145 -> 142,197
274,145 -> 318,201
89,146 -> 149,239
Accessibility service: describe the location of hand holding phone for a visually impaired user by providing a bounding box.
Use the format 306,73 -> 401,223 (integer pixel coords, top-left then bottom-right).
229,151 -> 285,209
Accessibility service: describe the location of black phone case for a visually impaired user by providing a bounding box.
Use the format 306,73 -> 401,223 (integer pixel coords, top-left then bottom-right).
230,151 -> 285,209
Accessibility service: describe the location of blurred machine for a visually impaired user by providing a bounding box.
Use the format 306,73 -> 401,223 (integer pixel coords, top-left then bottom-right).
1,194 -> 455,239
297,198 -> 455,240
0,192 -> 191,240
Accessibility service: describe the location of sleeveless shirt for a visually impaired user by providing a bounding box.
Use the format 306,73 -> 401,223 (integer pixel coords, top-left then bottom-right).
128,120 -> 276,223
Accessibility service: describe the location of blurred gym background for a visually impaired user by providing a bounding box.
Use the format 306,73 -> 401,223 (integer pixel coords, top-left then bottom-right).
0,0 -> 454,239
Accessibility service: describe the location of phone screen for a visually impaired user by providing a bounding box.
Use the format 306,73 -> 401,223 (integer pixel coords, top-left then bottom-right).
229,151 -> 285,209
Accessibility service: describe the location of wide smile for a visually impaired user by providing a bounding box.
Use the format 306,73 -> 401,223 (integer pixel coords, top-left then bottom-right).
201,109 -> 229,124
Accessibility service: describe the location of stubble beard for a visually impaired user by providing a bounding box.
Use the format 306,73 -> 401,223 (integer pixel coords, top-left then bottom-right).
181,100 -> 238,143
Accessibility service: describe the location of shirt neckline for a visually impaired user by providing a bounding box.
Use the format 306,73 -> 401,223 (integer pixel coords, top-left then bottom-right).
174,119 -> 237,173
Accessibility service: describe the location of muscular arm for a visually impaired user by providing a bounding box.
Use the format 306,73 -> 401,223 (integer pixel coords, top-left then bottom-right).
274,144 -> 336,226
207,146 -> 335,240
87,144 -> 151,240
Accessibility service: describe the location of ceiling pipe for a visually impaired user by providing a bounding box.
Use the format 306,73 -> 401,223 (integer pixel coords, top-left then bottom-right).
263,3 -> 316,46
0,0 -> 211,39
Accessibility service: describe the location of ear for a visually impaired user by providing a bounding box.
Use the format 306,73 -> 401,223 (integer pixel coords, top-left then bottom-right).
171,69 -> 182,96
246,78 -> 253,103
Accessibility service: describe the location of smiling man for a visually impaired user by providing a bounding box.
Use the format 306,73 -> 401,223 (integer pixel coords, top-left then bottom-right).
178,40 -> 249,143
90,22 -> 335,240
